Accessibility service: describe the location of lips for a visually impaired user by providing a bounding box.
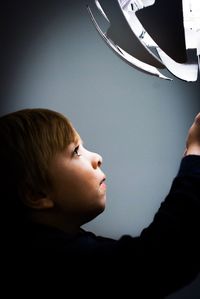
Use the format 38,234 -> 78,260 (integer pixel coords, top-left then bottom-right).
100,177 -> 106,185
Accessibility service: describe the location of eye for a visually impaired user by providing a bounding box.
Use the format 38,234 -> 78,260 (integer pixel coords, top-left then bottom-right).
73,145 -> 81,157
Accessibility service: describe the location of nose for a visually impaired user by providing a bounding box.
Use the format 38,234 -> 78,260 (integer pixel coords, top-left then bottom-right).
91,152 -> 102,169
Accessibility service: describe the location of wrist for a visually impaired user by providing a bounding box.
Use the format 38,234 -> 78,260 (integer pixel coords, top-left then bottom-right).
186,145 -> 200,156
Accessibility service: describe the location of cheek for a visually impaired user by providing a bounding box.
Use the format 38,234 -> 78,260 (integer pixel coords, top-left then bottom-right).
73,177 -> 97,197
68,174 -> 100,206
52,171 -> 93,199
50,160 -> 98,202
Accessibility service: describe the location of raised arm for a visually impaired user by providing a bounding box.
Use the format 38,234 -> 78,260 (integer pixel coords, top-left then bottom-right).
135,112 -> 200,297
111,113 -> 200,297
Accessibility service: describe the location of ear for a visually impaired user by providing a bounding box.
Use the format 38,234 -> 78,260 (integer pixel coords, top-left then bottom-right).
22,191 -> 54,210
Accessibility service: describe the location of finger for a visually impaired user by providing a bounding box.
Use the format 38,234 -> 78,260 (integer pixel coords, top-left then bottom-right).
195,113 -> 200,124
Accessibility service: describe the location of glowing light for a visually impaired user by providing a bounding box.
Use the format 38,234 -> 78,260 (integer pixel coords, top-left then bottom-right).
87,0 -> 200,82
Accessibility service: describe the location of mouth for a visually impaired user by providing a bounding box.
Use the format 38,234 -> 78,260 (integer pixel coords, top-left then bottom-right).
100,177 -> 106,185
100,177 -> 106,189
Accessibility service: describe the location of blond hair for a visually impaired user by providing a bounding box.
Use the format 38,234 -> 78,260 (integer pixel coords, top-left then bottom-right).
0,108 -> 79,204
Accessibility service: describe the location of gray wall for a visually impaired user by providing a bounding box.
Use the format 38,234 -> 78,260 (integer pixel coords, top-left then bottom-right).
1,1 -> 200,297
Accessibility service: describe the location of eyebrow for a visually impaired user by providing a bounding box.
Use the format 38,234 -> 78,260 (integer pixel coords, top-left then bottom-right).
74,137 -> 84,147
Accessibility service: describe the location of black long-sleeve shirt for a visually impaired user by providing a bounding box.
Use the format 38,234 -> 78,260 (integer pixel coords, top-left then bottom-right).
8,155 -> 200,298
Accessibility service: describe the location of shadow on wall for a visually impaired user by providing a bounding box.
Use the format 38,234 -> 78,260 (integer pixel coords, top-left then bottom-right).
0,0 -> 74,111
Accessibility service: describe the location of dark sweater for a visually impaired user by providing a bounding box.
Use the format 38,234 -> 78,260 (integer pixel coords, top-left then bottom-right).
7,155 -> 200,298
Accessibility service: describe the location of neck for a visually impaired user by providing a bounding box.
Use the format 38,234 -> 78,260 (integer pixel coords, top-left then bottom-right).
29,210 -> 82,234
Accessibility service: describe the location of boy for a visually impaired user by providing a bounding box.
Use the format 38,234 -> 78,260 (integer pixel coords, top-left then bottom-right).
1,108 -> 200,297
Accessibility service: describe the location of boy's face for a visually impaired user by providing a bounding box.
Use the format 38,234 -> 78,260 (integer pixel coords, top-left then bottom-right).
47,139 -> 107,225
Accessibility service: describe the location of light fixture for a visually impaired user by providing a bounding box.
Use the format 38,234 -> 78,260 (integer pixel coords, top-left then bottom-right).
87,0 -> 200,82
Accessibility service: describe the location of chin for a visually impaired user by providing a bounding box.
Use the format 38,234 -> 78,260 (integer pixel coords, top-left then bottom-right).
82,204 -> 106,225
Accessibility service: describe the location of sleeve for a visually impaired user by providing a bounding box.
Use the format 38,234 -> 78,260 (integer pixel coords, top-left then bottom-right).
117,155 -> 200,298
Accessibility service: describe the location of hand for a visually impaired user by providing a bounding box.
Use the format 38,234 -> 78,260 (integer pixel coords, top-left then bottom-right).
184,113 -> 200,156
